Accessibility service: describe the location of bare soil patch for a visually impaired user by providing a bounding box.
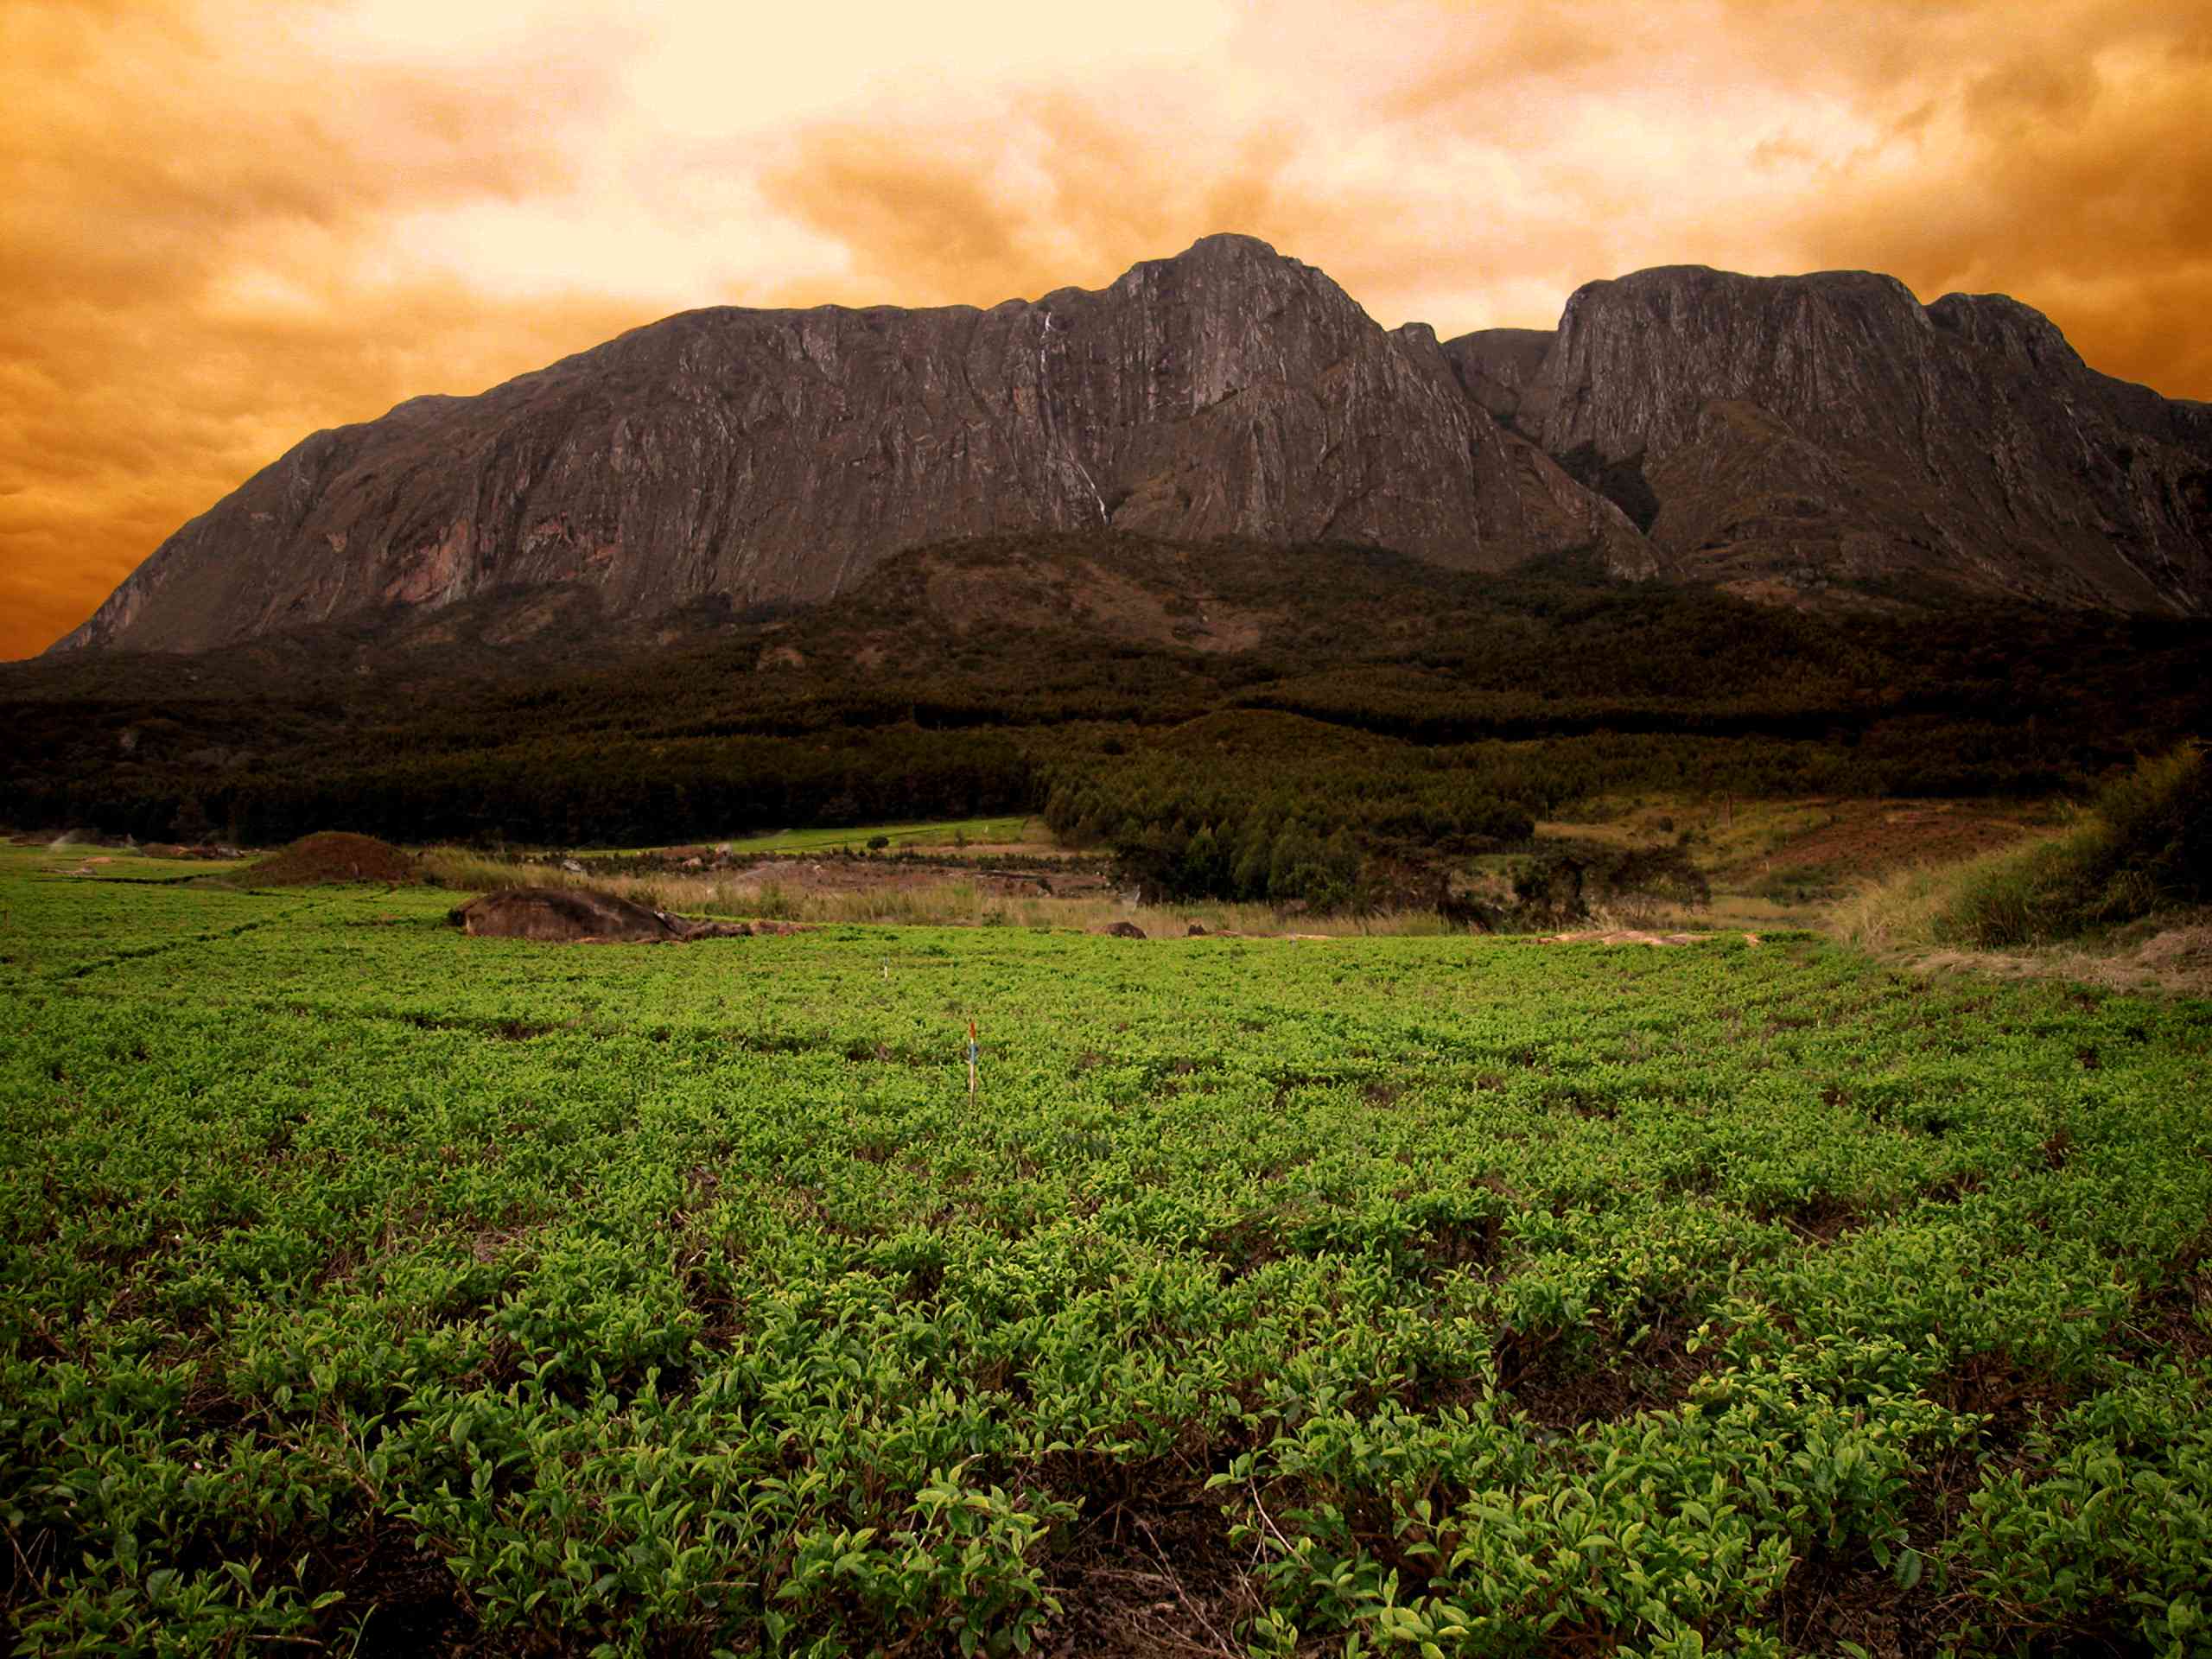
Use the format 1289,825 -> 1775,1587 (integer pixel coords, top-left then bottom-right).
1039,1454 -> 1260,1658
248,832 -> 419,887
345,1544 -> 470,1656
454,887 -> 754,944
1721,798 -> 2038,887
1775,1453 -> 1974,1659
1496,1325 -> 1718,1431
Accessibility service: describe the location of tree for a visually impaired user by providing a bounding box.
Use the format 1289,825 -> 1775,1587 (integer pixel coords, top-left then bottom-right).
169,795 -> 212,843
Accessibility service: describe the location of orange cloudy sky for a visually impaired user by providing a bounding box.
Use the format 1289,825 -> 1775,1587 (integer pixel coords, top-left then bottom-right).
4,0 -> 2209,658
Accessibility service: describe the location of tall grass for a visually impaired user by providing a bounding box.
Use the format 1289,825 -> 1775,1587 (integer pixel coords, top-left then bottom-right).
1835,746 -> 2207,953
1938,746 -> 2205,947
1829,847 -> 2034,953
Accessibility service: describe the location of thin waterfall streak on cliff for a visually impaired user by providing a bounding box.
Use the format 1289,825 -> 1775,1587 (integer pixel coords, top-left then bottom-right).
1038,308 -> 1108,526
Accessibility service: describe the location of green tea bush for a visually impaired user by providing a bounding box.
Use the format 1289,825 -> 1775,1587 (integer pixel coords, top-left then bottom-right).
3,849 -> 2209,1653
1949,1370 -> 2212,1656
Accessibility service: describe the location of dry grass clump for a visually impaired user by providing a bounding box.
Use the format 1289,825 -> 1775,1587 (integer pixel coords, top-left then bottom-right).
1827,845 -> 2037,954
422,848 -> 585,893
1904,916 -> 2212,998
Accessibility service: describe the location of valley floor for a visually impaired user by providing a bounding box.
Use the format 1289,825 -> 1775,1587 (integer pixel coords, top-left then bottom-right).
3,849 -> 2209,1655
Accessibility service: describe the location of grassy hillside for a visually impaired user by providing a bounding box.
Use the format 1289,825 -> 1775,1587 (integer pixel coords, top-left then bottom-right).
1935,746 -> 2209,947
1820,747 -> 2212,1002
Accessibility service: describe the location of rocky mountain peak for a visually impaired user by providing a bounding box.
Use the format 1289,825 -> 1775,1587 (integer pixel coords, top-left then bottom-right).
52,234 -> 1643,656
1519,265 -> 1944,462
1164,231 -> 1294,266
1440,263 -> 2210,613
1925,290 -> 2082,372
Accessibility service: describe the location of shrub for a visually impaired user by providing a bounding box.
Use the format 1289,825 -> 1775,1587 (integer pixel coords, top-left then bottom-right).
1511,842 -> 1711,924
2098,741 -> 2210,906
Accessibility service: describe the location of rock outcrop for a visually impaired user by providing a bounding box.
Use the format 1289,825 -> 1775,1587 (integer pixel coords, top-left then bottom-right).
54,236 -> 1642,656
1443,267 -> 2212,611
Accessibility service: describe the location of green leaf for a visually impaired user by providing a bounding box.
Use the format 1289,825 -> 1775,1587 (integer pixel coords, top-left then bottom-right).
1893,1547 -> 1923,1591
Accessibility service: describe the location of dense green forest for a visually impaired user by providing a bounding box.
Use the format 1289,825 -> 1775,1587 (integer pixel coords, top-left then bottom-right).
5,533 -> 2205,903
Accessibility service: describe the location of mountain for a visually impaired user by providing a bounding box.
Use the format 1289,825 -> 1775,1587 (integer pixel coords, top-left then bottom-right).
50,235 -> 1643,656
50,238 -> 2212,655
1446,267 -> 2212,611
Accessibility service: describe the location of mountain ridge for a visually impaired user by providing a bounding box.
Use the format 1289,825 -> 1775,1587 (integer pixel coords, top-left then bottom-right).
50,235 -> 2212,655
1446,264 -> 2211,613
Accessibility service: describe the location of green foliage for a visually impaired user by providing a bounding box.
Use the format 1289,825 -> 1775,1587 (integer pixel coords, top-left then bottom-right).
3,537 -> 2205,854
1950,1371 -> 2212,1656
3,852 -> 2209,1652
1041,714 -> 1535,907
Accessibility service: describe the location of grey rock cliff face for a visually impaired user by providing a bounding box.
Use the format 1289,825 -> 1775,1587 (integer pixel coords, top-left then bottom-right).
1445,266 -> 2212,611
1440,328 -> 1553,424
54,235 -> 1641,655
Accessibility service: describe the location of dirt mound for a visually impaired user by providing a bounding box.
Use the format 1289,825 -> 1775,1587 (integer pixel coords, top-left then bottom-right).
1100,921 -> 1146,939
454,887 -> 755,944
249,832 -> 418,886
2131,924 -> 2212,972
1540,929 -> 1708,947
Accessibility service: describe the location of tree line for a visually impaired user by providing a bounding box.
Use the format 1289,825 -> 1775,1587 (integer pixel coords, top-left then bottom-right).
3,534 -> 2204,891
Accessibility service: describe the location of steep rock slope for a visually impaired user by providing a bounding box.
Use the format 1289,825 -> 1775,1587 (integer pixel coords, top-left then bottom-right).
54,236 -> 1642,655
1445,267 -> 2212,611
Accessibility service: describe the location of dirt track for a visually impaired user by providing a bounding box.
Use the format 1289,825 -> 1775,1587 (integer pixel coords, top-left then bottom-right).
554,848 -> 1121,903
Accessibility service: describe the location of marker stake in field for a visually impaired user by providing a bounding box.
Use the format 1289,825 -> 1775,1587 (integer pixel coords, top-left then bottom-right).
967,1019 -> 979,1104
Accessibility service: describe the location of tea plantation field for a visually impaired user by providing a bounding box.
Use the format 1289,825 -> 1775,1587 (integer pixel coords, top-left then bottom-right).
3,853 -> 2209,1656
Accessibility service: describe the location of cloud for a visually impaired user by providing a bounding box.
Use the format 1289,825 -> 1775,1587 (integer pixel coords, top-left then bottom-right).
747,91 -> 1325,312
4,0 -> 2209,659
1777,20 -> 2212,392
0,0 -> 648,658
